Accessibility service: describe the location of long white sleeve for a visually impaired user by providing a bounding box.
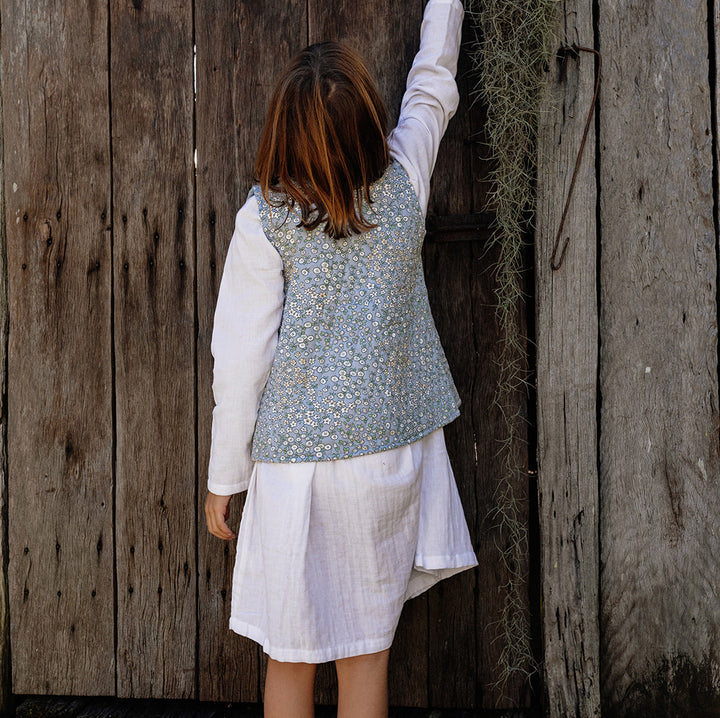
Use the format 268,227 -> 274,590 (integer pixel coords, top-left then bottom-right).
388,0 -> 464,216
207,193 -> 284,495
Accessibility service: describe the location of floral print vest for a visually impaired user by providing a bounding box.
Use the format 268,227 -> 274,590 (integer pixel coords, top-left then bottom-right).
251,160 -> 460,463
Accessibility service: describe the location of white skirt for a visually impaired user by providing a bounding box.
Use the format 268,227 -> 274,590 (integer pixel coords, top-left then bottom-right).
229,428 -> 477,663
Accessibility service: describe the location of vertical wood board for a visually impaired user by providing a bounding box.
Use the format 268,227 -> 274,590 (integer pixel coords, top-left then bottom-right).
111,0 -> 197,699
424,17 -> 534,707
423,59 -> 479,697
598,0 -> 720,714
0,0 -> 537,708
307,0 -> 427,705
534,1 -> 601,716
424,241 -> 480,711
425,239 -> 533,710
195,0 -> 307,703
426,0 -> 476,219
0,13 -> 12,712
308,0 -> 421,130
3,0 -> 115,696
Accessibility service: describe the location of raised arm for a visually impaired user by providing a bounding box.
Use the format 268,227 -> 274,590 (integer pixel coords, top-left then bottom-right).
387,0 -> 464,216
207,193 -> 284,497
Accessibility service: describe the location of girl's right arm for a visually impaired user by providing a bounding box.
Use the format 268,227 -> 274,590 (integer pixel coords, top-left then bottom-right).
207,193 -> 284,500
387,0 -> 464,216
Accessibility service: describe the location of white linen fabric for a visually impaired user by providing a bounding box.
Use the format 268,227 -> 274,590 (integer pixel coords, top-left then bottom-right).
208,0 -> 477,663
230,429 -> 477,663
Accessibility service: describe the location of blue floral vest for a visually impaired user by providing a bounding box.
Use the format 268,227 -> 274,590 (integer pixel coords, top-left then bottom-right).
251,160 -> 460,462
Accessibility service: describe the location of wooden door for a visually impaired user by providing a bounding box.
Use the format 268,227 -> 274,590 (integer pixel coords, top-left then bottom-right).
3,0 -> 537,709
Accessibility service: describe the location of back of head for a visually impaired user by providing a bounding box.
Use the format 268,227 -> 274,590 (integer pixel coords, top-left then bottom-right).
255,41 -> 390,239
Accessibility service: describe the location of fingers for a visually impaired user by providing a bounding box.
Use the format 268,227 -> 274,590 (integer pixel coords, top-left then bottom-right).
205,492 -> 238,540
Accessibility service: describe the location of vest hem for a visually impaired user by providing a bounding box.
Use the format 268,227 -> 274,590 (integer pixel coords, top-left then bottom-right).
251,407 -> 460,464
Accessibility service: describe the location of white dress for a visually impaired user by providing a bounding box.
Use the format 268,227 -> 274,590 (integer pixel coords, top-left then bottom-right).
208,0 -> 477,664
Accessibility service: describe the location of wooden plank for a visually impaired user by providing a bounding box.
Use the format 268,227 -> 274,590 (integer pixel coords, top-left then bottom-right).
3,0 -> 115,696
426,3 -> 475,218
0,28 -> 11,715
194,0 -> 307,703
534,0 -> 601,715
423,237 -> 477,713
425,240 -> 533,710
598,0 -> 720,714
388,597 -> 428,708
308,0 -> 421,129
426,14 -> 533,709
111,0 -> 196,699
425,20 -> 509,711
306,0 -> 426,705
425,214 -> 495,244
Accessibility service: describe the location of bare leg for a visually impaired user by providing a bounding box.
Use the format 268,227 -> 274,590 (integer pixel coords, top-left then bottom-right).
335,648 -> 390,718
263,658 -> 317,718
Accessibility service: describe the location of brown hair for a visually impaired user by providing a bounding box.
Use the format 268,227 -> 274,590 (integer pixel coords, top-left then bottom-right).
254,41 -> 390,239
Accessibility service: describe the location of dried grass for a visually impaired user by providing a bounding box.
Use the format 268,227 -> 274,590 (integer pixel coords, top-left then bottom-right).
465,0 -> 559,703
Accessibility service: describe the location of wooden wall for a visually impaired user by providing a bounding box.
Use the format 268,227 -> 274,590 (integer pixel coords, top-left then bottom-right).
535,0 -> 600,714
535,0 -> 720,715
1,0 -> 537,710
597,0 -> 720,714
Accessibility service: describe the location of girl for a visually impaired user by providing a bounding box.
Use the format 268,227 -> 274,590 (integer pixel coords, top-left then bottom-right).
205,1 -> 476,716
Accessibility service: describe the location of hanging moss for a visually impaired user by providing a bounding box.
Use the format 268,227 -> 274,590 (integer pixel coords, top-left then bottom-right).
465,0 -> 559,702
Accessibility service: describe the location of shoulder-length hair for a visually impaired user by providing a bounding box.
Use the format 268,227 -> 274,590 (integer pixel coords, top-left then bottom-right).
254,41 -> 390,239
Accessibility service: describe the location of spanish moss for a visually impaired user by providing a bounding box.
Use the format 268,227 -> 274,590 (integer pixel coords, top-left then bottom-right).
466,0 -> 559,703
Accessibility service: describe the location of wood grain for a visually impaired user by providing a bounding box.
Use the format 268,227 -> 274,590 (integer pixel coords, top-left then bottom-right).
424,20 -> 529,709
14,694 -> 545,718
598,0 -> 720,714
0,0 -> 538,707
424,241 -> 478,711
3,0 -> 115,696
195,0 -> 307,702
534,0 -> 601,715
308,0 -> 421,129
0,14 -> 12,712
111,0 -> 196,699
426,11 -> 535,707
425,239 -> 534,710
307,0 -> 426,704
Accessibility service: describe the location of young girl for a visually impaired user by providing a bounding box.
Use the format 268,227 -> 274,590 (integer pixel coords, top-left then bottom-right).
205,1 -> 476,716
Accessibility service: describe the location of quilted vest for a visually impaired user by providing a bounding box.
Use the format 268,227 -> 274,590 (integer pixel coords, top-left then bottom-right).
251,160 -> 460,463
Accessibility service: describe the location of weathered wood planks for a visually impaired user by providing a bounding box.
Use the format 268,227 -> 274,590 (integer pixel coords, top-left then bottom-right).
1,0 -> 536,708
598,0 -> 720,714
3,0 -> 115,696
534,1 -> 601,716
195,0 -> 307,703
425,21 -> 535,707
428,4 -> 537,706
0,19 -> 10,715
425,238 -> 533,710
110,0 -> 196,699
306,0 -> 427,705
308,0 -> 422,130
422,58 -> 479,704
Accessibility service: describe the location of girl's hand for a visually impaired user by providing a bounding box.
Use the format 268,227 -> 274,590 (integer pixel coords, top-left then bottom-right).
205,492 -> 238,540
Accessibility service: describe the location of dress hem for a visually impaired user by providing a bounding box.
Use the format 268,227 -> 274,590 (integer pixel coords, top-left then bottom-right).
415,551 -> 478,571
404,555 -> 478,601
229,618 -> 395,663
